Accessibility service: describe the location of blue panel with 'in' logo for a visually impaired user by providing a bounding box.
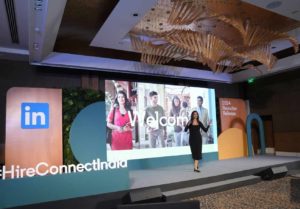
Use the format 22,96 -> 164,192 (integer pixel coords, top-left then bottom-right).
21,103 -> 49,129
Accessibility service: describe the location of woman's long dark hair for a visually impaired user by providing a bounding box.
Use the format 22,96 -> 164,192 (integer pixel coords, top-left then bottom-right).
171,95 -> 181,115
114,90 -> 131,111
189,110 -> 200,124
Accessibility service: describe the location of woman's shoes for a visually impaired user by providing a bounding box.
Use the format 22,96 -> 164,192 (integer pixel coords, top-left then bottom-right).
194,168 -> 200,172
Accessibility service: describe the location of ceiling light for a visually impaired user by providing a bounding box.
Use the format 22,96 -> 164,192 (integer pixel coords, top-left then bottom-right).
129,0 -> 299,73
34,27 -> 40,32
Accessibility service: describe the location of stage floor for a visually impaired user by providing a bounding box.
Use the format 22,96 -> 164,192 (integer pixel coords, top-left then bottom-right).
129,155 -> 300,189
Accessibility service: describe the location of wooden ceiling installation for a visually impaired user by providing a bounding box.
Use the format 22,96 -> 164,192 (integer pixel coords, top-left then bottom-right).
130,0 -> 300,72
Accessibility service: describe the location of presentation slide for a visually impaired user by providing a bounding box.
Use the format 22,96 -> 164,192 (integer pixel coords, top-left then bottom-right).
105,80 -> 218,161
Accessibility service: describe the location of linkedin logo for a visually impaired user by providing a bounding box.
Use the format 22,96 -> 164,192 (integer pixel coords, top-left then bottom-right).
21,103 -> 49,129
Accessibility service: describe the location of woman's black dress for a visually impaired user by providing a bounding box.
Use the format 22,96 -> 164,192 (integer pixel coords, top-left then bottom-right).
184,122 -> 209,160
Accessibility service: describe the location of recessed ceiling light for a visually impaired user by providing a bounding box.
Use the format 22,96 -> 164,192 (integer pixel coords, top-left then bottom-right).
266,1 -> 282,9
34,27 -> 40,32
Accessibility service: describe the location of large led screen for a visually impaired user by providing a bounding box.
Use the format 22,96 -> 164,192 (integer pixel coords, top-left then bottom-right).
105,80 -> 218,161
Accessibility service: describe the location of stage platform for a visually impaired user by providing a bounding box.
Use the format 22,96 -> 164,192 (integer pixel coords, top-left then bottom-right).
131,155 -> 300,188
10,155 -> 300,209
130,155 -> 300,201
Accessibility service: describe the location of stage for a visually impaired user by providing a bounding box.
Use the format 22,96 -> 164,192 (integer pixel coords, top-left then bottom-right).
129,155 -> 300,200
130,155 -> 300,188
10,155 -> 300,209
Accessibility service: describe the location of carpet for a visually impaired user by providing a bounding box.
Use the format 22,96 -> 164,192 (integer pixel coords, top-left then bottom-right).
188,176 -> 300,209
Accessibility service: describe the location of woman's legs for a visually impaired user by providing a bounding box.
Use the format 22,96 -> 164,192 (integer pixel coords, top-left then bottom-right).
194,160 -> 199,170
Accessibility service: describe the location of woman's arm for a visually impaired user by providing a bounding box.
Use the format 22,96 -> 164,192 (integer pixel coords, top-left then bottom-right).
107,108 -> 123,132
184,120 -> 191,132
199,121 -> 210,132
107,121 -> 123,132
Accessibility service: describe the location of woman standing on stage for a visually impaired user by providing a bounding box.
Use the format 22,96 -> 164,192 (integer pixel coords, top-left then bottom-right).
184,110 -> 210,172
